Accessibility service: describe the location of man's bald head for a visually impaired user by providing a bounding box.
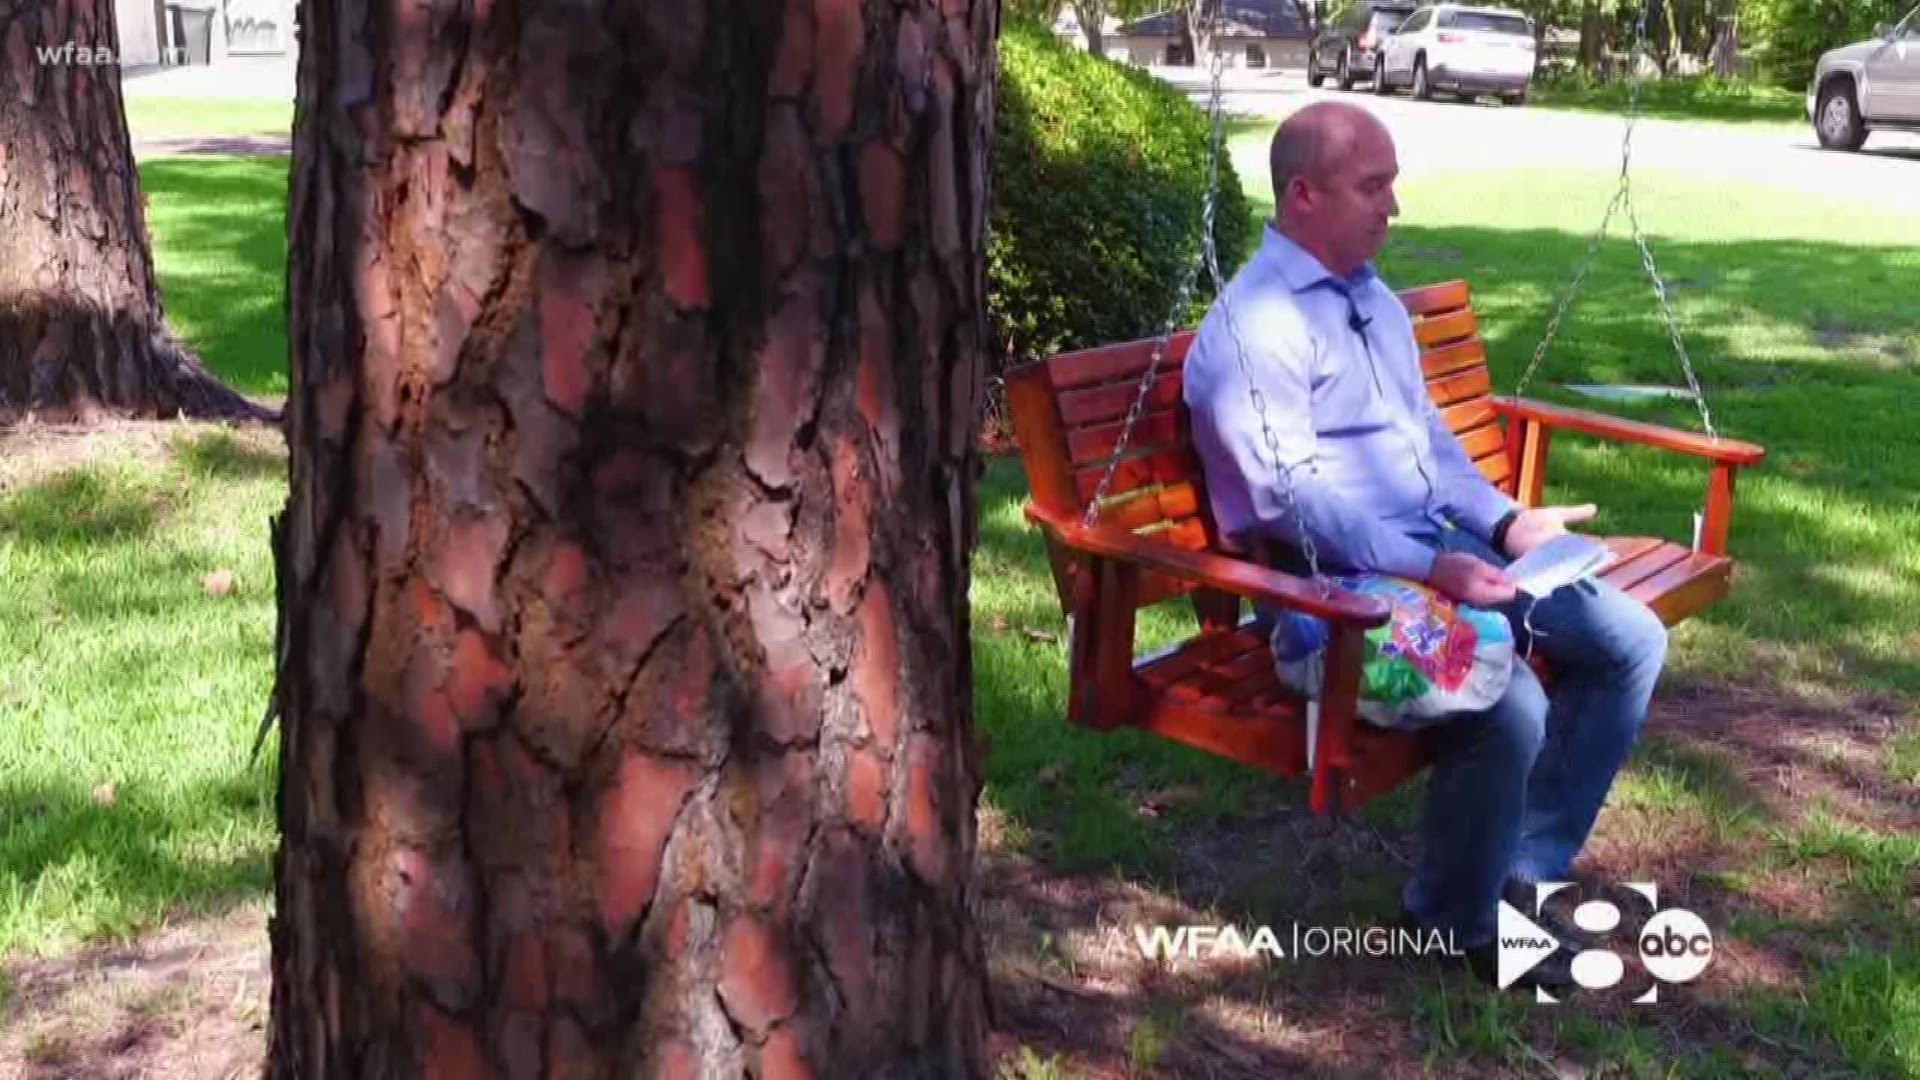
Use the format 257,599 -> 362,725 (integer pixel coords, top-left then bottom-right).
1267,102 -> 1400,277
1269,102 -> 1391,217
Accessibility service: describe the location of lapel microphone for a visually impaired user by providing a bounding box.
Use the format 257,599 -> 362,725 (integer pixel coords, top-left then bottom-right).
1329,280 -> 1370,335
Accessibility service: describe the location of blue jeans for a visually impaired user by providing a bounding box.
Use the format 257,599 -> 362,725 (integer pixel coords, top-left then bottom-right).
1399,528 -> 1668,949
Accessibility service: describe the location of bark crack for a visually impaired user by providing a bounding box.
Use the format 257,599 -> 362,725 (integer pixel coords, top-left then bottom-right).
587,611 -> 691,766
456,726 -> 493,1038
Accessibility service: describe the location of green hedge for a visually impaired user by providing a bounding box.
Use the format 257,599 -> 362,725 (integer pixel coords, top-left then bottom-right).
988,21 -> 1254,375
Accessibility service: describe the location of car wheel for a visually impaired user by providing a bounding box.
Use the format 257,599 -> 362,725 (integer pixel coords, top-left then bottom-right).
1308,50 -> 1324,87
1373,54 -> 1392,94
1412,55 -> 1432,100
1815,81 -> 1867,151
1336,50 -> 1354,90
1503,90 -> 1526,107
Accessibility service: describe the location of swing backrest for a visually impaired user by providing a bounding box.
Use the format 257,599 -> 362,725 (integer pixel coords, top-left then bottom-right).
1005,279 -> 1510,615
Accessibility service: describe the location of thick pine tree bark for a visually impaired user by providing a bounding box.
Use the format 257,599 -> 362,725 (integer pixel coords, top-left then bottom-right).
268,0 -> 996,1076
0,0 -> 261,419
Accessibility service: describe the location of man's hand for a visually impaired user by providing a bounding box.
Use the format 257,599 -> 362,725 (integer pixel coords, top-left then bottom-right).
1502,504 -> 1599,558
1428,552 -> 1518,607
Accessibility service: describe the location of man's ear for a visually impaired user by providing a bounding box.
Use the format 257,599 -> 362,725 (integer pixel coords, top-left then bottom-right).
1288,176 -> 1316,212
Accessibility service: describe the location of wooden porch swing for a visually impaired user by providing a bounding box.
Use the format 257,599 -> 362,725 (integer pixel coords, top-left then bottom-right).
1001,8 -> 1766,817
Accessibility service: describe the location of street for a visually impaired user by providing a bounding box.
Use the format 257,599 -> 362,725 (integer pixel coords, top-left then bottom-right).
1156,66 -> 1920,213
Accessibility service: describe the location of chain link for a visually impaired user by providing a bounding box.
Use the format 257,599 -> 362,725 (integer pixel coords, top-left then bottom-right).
1082,32 -> 1326,584
1080,46 -> 1230,530
1515,186 -> 1626,396
1624,193 -> 1715,438
1217,284 -> 1325,583
1193,45 -> 1323,581
1514,0 -> 1718,440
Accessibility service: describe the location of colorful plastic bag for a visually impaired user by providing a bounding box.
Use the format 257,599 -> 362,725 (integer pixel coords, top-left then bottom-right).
1268,574 -> 1515,729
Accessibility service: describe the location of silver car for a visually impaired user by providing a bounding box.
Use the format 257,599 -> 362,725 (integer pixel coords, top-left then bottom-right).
1809,4 -> 1920,151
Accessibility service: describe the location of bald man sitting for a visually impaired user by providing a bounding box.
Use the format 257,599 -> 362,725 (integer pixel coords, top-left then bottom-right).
1183,102 -> 1668,993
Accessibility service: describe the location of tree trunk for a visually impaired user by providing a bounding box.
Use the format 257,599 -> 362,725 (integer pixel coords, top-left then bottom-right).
1579,1 -> 1603,77
1711,13 -> 1740,78
1074,0 -> 1107,57
1181,2 -> 1207,66
267,0 -> 997,1076
0,0 -> 262,420
1286,0 -> 1319,36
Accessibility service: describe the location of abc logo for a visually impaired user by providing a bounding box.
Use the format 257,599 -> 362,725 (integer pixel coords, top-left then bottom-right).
1638,909 -> 1714,983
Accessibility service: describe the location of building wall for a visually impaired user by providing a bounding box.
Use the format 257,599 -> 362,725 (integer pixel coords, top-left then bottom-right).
1107,33 -> 1180,66
1106,34 -> 1308,70
1237,40 -> 1308,69
223,0 -> 296,55
115,0 -> 298,69
113,0 -> 165,67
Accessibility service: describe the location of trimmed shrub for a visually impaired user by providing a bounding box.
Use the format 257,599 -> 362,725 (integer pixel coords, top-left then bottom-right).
988,20 -> 1254,376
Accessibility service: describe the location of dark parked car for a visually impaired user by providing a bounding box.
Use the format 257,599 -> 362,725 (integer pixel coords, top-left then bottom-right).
1307,1 -> 1418,89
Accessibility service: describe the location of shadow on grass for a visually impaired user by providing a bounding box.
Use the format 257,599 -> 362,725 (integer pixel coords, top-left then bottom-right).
0,772 -> 275,955
138,157 -> 290,398
171,428 -> 285,482
0,468 -> 162,548
972,224 -> 1919,1074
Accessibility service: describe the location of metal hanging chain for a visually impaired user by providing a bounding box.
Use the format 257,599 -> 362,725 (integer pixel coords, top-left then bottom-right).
1515,0 -> 1717,441
1081,28 -> 1326,584
1080,44 -> 1230,530
1196,40 -> 1323,583
1214,275 -> 1326,583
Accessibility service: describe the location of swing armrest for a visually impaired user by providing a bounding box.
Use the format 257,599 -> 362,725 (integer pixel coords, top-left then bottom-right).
1491,397 -> 1766,466
1024,504 -> 1391,629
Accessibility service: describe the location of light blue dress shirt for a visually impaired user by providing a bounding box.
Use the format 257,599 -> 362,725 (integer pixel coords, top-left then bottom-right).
1183,225 -> 1519,583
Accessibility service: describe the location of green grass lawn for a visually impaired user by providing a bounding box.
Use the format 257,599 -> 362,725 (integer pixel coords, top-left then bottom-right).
0,428 -> 282,959
0,157 -> 290,960
1529,75 -> 1806,126
4,134 -> 1917,1075
122,97 -> 292,141
140,157 -> 290,398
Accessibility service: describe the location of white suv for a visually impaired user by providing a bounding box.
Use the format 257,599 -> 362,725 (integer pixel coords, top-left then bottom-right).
1375,3 -> 1537,106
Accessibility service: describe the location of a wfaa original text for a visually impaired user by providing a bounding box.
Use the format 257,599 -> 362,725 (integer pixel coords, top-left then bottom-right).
1130,923 -> 1465,964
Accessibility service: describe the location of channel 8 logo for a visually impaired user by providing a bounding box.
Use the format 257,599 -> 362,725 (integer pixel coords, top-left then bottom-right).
1499,882 -> 1713,1003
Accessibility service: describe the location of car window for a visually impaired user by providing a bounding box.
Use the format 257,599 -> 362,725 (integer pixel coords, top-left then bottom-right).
1899,5 -> 1920,39
1437,9 -> 1532,35
1371,10 -> 1414,33
1400,9 -> 1431,32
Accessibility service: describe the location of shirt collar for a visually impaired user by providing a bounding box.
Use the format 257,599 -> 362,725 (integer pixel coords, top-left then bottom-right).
1258,224 -> 1378,296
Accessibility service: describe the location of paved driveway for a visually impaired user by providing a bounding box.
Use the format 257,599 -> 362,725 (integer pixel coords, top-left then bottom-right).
121,55 -> 295,100
1157,67 -> 1920,214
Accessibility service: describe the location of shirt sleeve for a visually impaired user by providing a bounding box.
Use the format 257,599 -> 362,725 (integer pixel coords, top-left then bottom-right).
1190,300 -> 1440,582
1424,392 -> 1521,543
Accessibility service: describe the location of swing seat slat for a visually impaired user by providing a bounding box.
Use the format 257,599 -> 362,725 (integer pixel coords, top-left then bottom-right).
1005,280 -> 1766,815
